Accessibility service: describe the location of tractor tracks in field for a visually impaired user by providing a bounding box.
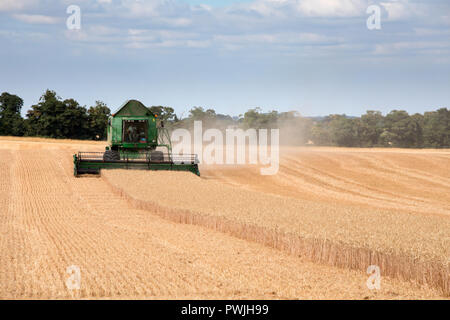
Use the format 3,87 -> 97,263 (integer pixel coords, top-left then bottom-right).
204,151 -> 450,217
1,145 -> 448,299
100,170 -> 450,297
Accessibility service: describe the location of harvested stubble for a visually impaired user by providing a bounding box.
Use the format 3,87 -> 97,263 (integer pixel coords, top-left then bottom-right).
0,138 -> 448,299
102,160 -> 450,295
202,147 -> 450,216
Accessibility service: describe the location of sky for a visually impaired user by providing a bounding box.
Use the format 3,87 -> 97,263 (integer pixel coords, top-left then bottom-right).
0,0 -> 449,118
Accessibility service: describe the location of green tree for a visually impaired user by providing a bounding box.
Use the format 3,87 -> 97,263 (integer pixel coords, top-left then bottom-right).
148,106 -> 178,123
88,101 -> 111,140
329,115 -> 360,147
359,110 -> 384,146
59,98 -> 89,139
26,90 -> 61,137
422,108 -> 449,147
410,113 -> 424,147
25,90 -> 89,139
188,107 -> 216,121
382,110 -> 422,147
242,108 -> 279,129
0,92 -> 25,136
185,106 -> 219,128
310,120 -> 332,145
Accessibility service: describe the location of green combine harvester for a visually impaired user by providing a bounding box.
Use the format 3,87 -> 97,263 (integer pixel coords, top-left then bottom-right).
73,100 -> 199,176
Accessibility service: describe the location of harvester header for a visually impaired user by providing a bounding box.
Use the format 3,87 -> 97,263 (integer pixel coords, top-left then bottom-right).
74,99 -> 199,176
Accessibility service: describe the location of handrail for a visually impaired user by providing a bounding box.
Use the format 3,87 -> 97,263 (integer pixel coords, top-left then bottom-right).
76,152 -> 198,164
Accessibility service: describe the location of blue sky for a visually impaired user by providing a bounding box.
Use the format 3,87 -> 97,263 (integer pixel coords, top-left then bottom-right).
180,0 -> 254,6
0,0 -> 449,117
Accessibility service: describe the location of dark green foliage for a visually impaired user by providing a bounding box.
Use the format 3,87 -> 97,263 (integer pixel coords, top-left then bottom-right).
148,106 -> 178,123
310,115 -> 361,147
329,115 -> 361,147
22,90 -> 110,140
242,108 -> 279,129
188,106 -> 218,126
309,109 -> 448,148
359,111 -> 384,147
25,90 -> 89,139
422,108 -> 449,147
88,101 -> 111,140
310,121 -> 332,145
0,92 -> 25,136
59,98 -> 89,139
180,106 -> 235,130
381,110 -> 421,147
1,90 -> 449,148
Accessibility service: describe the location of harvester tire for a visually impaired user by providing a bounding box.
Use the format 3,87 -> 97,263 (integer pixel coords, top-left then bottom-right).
150,151 -> 164,162
103,150 -> 120,161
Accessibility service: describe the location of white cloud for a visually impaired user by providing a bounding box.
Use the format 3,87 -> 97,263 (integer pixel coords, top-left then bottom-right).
0,0 -> 37,11
414,28 -> 450,37
159,17 -> 192,27
245,0 -> 289,17
296,0 -> 367,17
380,0 -> 428,21
238,0 -> 369,18
89,25 -> 120,36
65,29 -> 89,42
3,0 -> 446,61
120,0 -> 165,18
214,33 -> 276,44
214,32 -> 339,45
64,25 -> 125,43
120,29 -> 341,51
374,41 -> 450,55
128,29 -> 147,36
156,39 -> 211,48
192,4 -> 212,12
125,41 -> 150,49
125,38 -> 211,49
13,14 -> 61,24
0,29 -> 49,40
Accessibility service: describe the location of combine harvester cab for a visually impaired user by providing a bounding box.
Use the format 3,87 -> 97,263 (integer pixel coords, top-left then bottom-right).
74,100 -> 200,176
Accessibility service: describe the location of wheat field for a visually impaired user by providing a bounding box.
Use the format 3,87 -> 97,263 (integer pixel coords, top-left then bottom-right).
0,137 -> 448,299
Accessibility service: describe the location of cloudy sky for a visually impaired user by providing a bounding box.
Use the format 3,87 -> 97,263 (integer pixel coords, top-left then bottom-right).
0,0 -> 449,117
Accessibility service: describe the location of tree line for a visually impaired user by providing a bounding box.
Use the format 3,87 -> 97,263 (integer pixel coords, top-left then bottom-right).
0,90 -> 110,140
0,90 -> 448,148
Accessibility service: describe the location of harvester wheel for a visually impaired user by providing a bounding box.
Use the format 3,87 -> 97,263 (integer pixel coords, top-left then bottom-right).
150,151 -> 164,162
103,150 -> 120,161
